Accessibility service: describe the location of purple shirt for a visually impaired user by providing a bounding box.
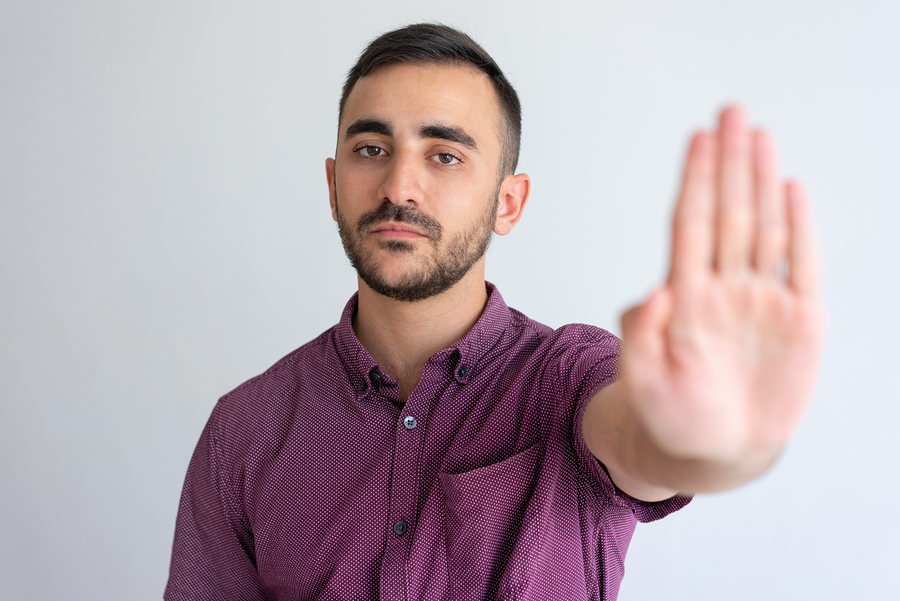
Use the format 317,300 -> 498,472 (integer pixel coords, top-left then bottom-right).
165,283 -> 689,601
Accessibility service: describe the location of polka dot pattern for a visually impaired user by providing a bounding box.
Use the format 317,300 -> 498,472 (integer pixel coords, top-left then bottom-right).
165,283 -> 690,601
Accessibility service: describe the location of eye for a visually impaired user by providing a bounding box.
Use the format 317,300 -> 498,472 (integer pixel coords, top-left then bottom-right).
354,145 -> 387,157
432,152 -> 461,165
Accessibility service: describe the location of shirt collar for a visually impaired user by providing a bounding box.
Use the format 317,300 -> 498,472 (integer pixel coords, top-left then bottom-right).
333,281 -> 512,393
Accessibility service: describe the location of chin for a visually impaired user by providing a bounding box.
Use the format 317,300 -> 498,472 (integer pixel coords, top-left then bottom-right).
368,265 -> 428,288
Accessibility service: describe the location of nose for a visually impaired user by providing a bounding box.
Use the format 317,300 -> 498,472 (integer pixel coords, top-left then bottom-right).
377,150 -> 424,207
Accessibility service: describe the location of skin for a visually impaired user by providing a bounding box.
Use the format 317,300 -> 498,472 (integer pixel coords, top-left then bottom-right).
327,63 -> 824,501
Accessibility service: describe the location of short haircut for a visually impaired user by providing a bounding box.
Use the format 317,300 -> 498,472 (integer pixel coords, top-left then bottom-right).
339,23 -> 522,176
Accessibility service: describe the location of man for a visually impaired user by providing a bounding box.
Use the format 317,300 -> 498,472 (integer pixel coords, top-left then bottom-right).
165,23 -> 822,601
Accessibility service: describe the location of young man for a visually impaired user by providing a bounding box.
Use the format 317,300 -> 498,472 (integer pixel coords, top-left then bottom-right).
165,24 -> 822,601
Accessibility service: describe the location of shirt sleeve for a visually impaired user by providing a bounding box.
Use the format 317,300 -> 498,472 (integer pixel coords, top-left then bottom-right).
547,324 -> 691,522
165,401 -> 268,601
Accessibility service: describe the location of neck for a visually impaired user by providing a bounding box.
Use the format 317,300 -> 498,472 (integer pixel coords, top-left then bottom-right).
352,269 -> 488,402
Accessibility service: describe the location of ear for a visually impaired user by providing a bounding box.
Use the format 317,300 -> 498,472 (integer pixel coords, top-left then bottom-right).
493,172 -> 530,236
326,157 -> 338,222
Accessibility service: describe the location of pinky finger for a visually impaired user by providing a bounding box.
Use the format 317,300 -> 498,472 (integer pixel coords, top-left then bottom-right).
787,181 -> 820,297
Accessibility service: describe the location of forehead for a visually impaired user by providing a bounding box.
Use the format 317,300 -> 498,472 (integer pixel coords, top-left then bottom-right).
340,62 -> 503,149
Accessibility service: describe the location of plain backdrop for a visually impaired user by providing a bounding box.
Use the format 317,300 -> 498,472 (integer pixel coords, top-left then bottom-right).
2,1 -> 898,599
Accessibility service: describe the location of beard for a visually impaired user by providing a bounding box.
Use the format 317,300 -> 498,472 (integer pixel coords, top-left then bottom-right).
335,188 -> 499,303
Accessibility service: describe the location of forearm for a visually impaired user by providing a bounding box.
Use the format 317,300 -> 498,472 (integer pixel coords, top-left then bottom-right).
583,380 -> 782,501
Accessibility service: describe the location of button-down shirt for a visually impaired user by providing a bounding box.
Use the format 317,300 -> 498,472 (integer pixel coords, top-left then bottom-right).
165,284 -> 689,601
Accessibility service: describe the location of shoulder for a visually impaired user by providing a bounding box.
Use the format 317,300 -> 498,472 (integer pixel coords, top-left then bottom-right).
491,306 -> 621,411
210,327 -> 339,440
228,328 -> 334,396
506,306 -> 620,365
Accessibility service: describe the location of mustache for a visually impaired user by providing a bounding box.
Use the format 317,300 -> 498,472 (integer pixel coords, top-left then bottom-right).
356,202 -> 443,240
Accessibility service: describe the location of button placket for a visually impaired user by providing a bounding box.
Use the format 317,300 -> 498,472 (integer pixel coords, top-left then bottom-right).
379,382 -> 433,599
389,411 -> 421,535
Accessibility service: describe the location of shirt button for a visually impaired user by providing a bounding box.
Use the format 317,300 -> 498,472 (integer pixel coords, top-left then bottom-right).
357,380 -> 367,392
457,366 -> 467,378
403,416 -> 417,430
370,370 -> 382,385
393,520 -> 408,535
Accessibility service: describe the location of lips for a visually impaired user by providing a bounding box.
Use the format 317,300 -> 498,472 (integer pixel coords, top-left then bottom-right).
355,203 -> 443,240
371,222 -> 427,237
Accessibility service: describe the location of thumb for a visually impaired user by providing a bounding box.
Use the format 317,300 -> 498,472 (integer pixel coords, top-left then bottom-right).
620,304 -> 642,339
620,286 -> 673,367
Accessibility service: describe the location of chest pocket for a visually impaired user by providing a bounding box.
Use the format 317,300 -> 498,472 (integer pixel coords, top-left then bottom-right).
440,443 -> 544,600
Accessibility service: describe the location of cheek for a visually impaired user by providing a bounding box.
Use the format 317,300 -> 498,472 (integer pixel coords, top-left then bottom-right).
436,193 -> 494,231
333,171 -> 373,213
339,166 -> 390,200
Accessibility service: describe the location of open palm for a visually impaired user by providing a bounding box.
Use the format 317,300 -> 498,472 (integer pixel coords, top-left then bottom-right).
620,106 -> 824,468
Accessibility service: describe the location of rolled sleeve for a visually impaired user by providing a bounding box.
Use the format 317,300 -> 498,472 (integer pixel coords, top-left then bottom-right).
547,324 -> 691,521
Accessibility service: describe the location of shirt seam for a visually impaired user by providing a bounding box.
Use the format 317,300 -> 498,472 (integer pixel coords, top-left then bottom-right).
209,408 -> 253,541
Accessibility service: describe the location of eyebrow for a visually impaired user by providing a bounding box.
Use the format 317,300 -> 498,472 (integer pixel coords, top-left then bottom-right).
343,118 -> 479,152
418,124 -> 479,151
344,118 -> 392,139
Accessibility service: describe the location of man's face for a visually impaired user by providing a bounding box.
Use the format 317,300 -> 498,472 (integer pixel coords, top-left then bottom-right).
327,63 -> 508,302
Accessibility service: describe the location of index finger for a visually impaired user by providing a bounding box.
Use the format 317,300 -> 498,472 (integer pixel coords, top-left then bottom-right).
669,131 -> 716,283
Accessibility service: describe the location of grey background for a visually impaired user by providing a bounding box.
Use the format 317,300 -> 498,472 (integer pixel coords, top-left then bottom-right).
1,1 -> 898,599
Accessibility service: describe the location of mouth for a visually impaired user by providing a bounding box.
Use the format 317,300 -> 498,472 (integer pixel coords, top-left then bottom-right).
354,202 -> 443,242
370,222 -> 428,239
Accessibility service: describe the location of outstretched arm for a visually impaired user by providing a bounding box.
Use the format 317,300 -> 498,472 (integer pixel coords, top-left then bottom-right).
582,106 -> 824,502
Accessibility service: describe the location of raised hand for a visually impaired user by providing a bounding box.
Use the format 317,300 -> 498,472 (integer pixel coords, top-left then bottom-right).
616,106 -> 824,488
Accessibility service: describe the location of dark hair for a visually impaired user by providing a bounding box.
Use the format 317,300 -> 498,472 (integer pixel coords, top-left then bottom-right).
339,23 -> 521,176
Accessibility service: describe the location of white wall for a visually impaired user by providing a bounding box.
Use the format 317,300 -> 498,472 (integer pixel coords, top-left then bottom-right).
1,1 -> 897,599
